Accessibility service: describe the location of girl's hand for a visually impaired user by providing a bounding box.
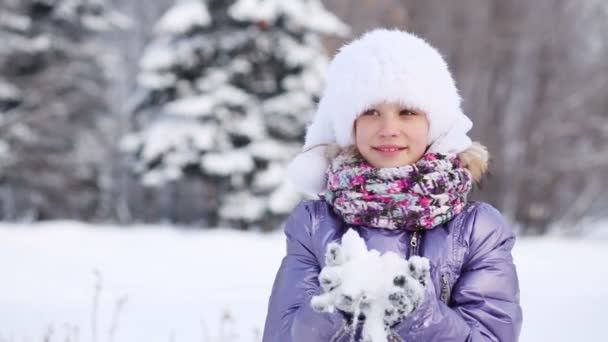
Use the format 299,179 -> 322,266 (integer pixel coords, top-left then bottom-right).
310,229 -> 431,342
310,240 -> 369,314
382,256 -> 430,328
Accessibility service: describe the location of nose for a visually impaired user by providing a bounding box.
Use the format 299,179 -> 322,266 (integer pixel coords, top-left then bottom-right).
378,115 -> 400,137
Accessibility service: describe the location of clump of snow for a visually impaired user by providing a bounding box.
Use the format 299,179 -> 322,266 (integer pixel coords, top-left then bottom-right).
120,119 -> 226,186
138,36 -> 212,73
135,120 -> 219,160
118,133 -> 141,154
0,140 -> 10,160
80,14 -> 115,31
0,80 -> 21,101
139,41 -> 178,71
228,0 -> 349,36
166,85 -> 253,118
0,12 -> 31,32
276,34 -> 323,67
141,166 -> 182,187
154,0 -> 211,35
11,35 -> 52,54
252,162 -> 285,191
10,123 -> 37,143
282,61 -> 325,94
196,68 -> 232,92
311,229 -> 429,342
165,96 -> 216,118
220,191 -> 266,221
103,11 -> 133,30
223,111 -> 266,142
136,71 -> 176,89
48,0 -> 131,31
247,140 -> 299,161
263,91 -> 314,116
228,58 -> 252,74
202,150 -> 255,175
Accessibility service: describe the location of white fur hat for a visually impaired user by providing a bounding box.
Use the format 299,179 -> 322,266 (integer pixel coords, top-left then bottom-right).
288,29 -> 473,195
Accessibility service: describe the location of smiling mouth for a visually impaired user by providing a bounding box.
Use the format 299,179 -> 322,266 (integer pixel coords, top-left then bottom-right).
373,147 -> 407,152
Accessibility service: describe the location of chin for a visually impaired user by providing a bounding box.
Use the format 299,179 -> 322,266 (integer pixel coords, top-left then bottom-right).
370,159 -> 413,168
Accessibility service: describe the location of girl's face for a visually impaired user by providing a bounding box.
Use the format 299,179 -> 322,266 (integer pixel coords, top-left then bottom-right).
354,102 -> 429,168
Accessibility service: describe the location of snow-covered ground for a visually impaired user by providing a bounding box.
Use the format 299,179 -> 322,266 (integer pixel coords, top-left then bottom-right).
1,221 -> 607,342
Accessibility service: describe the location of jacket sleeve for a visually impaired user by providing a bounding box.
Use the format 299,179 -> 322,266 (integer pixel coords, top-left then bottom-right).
393,203 -> 523,341
262,201 -> 347,342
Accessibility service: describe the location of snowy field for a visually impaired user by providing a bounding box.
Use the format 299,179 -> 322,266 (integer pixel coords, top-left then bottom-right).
1,221 -> 607,342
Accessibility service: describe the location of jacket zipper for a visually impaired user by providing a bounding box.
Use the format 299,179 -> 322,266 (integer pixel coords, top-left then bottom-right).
440,273 -> 451,304
409,231 -> 420,257
410,231 -> 451,305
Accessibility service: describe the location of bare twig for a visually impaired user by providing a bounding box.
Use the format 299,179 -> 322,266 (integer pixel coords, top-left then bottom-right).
43,323 -> 54,342
62,323 -> 71,342
219,310 -> 238,342
252,328 -> 261,342
107,294 -> 128,342
201,318 -> 210,342
73,325 -> 80,342
91,269 -> 103,342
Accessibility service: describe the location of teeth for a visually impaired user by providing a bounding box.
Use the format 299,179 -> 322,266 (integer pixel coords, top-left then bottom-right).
379,148 -> 399,152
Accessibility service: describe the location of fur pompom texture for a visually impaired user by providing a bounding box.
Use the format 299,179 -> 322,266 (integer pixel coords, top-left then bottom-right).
458,142 -> 489,184
286,145 -> 330,196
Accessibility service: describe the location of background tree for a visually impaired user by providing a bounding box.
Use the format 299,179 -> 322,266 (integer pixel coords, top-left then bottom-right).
0,0 -> 128,220
121,0 -> 348,229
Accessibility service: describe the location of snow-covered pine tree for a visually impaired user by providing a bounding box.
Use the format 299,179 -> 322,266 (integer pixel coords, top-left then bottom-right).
0,0 -> 128,220
122,0 -> 348,229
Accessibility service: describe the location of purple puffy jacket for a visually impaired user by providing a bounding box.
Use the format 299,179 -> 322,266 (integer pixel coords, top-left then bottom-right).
262,200 -> 522,341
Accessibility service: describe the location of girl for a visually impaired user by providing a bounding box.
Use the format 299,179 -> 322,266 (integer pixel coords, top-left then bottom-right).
262,29 -> 522,341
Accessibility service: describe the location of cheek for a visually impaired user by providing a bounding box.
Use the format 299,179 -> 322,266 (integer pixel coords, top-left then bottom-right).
354,120 -> 371,146
413,119 -> 430,145
414,127 -> 429,145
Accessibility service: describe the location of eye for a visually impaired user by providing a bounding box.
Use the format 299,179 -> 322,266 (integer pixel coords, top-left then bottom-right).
362,109 -> 380,116
400,109 -> 416,116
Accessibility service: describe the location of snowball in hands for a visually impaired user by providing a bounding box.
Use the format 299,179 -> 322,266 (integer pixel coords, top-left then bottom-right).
311,229 -> 430,342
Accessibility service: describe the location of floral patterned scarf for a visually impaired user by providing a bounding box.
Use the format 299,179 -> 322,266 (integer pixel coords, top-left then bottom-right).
323,151 -> 473,231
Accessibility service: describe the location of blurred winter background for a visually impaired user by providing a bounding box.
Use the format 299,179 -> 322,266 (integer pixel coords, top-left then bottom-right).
0,0 -> 607,341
